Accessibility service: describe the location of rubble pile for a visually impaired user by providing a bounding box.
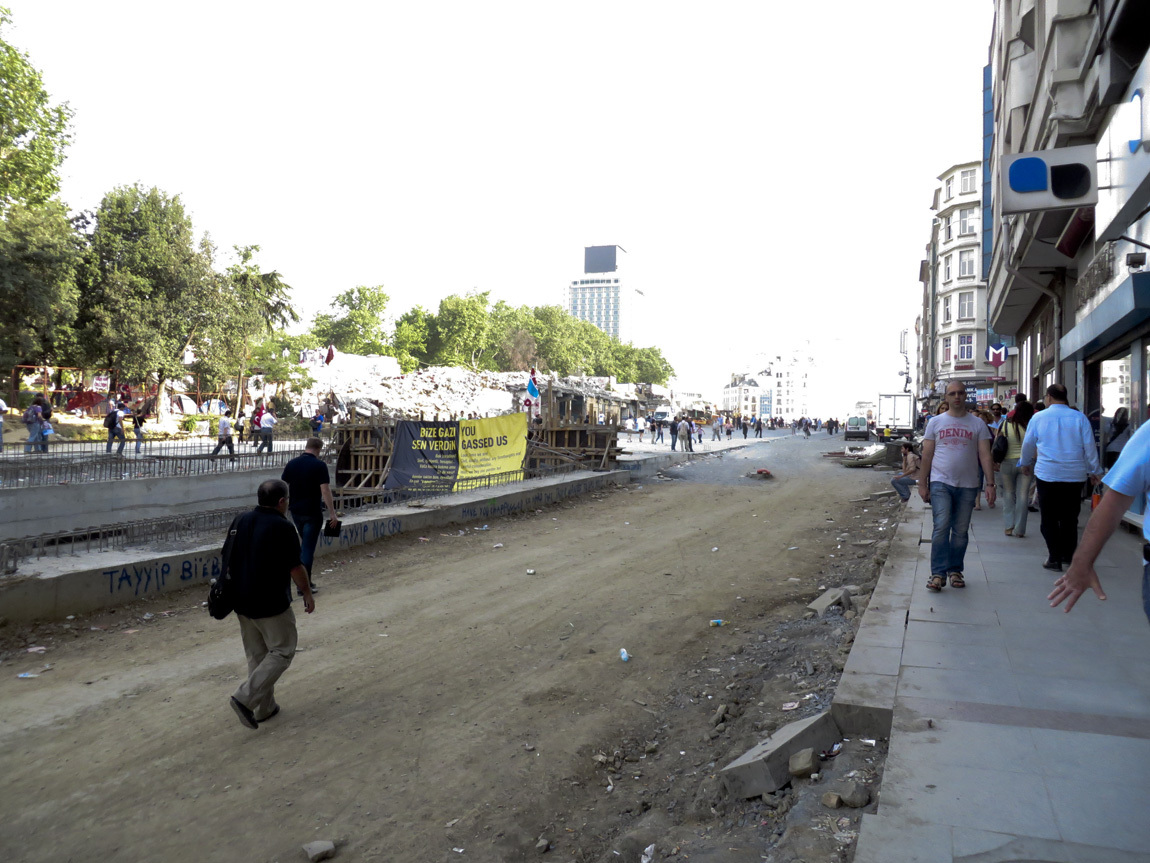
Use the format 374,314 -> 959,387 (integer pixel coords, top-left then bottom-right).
283,354 -> 638,419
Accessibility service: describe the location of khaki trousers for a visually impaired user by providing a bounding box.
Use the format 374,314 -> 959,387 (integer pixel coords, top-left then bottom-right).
233,607 -> 297,721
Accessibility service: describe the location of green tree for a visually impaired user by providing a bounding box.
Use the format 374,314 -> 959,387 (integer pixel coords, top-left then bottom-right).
392,305 -> 432,372
0,202 -> 80,404
247,331 -> 315,400
428,291 -> 493,369
72,185 -> 215,406
185,244 -> 297,405
0,8 -> 74,211
488,300 -> 538,371
311,285 -> 390,355
633,346 -> 674,385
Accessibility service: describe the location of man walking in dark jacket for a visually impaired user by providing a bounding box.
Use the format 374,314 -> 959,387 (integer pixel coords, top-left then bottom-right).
225,480 -> 315,730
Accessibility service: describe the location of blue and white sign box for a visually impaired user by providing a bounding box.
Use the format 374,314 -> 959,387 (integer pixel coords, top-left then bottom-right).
999,144 -> 1098,214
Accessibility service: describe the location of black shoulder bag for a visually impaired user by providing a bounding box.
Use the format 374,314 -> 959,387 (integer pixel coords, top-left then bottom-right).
208,514 -> 244,620
991,425 -> 1009,464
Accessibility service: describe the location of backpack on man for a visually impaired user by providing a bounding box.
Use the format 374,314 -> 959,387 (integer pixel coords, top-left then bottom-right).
103,410 -> 119,430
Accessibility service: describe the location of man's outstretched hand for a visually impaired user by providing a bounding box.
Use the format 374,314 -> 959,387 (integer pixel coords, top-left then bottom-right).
1048,562 -> 1107,613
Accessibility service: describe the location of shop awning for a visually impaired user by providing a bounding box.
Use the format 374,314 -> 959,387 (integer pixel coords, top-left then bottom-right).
1061,272 -> 1150,362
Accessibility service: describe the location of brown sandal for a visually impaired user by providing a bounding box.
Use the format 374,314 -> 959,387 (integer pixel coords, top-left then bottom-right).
926,574 -> 945,592
949,573 -> 966,589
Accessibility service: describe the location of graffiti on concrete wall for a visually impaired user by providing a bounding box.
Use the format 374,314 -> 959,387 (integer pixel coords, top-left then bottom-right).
103,554 -> 221,596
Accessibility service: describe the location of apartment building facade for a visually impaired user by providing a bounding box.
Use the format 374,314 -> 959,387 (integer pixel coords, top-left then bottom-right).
986,0 -> 1150,438
919,162 -> 1003,406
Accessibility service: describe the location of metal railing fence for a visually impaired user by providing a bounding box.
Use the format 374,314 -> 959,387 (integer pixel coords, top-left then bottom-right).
0,461 -> 584,574
0,437 -> 318,489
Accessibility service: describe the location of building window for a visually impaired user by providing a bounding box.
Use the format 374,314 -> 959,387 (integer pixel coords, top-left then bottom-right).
959,334 -> 973,361
959,207 -> 977,235
944,254 -> 953,281
960,169 -> 976,193
942,296 -> 952,323
959,249 -> 975,277
944,215 -> 953,242
945,176 -> 954,199
958,291 -> 974,320
942,337 -> 952,363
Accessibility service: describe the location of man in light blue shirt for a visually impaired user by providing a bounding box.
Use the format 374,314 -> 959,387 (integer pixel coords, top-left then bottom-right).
1020,383 -> 1101,572
1050,417 -> 1150,625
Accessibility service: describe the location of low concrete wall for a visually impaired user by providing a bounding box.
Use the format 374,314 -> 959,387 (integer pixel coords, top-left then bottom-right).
0,468 -> 284,542
0,470 -> 629,623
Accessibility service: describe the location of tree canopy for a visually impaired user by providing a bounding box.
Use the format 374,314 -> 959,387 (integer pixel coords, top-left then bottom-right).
0,8 -> 73,212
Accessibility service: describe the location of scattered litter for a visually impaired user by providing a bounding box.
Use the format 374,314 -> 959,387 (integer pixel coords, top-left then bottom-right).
122,629 -> 140,634
709,619 -> 725,627
418,537 -> 430,542
493,543 -> 504,549
526,569 -> 536,575
90,626 -> 105,631
142,613 -> 154,621
26,646 -> 47,654
861,738 -> 877,746
378,634 -> 389,637
711,547 -> 719,552
624,522 -> 630,525
782,701 -> 800,711
619,649 -> 630,662
445,818 -> 460,828
787,546 -> 799,551
17,672 -> 39,679
452,849 -> 465,854
641,844 -> 656,863
474,525 -> 489,531
322,569 -> 334,573
66,615 -> 75,620
525,743 -> 535,751
787,577 -> 801,582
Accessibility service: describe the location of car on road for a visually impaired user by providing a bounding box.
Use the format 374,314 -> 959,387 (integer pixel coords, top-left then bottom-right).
844,416 -> 870,441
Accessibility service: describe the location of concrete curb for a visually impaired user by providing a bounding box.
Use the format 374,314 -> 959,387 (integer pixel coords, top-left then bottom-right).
0,469 -> 629,623
830,498 -> 921,738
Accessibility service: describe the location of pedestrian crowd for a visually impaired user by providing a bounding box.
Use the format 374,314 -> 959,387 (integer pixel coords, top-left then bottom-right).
896,383 -> 1148,629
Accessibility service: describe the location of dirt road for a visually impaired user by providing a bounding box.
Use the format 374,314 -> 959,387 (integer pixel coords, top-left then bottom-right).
0,435 -> 897,862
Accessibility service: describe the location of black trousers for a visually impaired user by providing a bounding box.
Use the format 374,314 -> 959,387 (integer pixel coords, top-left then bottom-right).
1036,478 -> 1085,564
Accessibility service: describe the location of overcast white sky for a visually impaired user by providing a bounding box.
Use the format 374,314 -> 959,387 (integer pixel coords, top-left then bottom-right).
8,1 -> 994,413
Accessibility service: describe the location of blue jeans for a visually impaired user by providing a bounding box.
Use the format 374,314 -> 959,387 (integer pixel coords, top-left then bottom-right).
25,423 -> 43,453
106,427 -> 125,454
134,426 -> 145,454
929,482 -> 979,576
891,475 -> 916,501
291,512 -> 322,579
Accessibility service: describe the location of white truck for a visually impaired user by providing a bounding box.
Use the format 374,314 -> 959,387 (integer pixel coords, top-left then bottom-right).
876,393 -> 915,437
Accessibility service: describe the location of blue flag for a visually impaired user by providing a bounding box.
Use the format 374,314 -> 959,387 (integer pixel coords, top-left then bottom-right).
527,377 -> 540,399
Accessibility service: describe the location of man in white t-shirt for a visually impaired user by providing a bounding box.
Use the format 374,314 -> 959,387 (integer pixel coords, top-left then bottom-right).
257,408 -> 277,453
919,382 -> 995,591
212,410 -> 236,461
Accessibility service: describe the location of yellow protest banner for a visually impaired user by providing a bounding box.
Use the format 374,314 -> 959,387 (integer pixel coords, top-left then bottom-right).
454,413 -> 528,491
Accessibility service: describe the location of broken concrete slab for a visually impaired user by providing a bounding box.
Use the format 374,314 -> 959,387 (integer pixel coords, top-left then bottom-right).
807,587 -> 851,616
720,710 -> 841,799
303,840 -> 337,862
869,490 -> 897,500
831,671 -> 896,738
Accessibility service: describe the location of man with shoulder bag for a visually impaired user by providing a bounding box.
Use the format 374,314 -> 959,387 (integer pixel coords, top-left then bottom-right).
214,479 -> 315,730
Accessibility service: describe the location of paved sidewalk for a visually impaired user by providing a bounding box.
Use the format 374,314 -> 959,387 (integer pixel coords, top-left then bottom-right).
853,496 -> 1150,863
